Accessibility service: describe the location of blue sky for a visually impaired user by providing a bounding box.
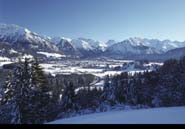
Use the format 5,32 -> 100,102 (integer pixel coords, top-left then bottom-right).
0,0 -> 185,42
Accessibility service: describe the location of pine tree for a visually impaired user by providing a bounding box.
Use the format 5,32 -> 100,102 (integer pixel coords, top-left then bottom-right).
61,82 -> 77,112
30,58 -> 52,123
101,75 -> 110,102
31,58 -> 49,92
11,58 -> 32,124
1,72 -> 13,105
101,75 -> 116,106
4,62 -> 28,124
0,72 -> 15,123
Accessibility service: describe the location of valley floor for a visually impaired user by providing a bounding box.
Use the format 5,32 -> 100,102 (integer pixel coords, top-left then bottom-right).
48,106 -> 185,124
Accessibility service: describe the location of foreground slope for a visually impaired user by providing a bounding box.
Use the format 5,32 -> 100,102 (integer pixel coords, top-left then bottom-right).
48,107 -> 185,124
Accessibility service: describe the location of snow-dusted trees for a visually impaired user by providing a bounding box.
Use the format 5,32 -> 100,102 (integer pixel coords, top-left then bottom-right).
0,58 -> 53,124
0,58 -> 32,124
30,58 -> 53,123
0,72 -> 15,123
60,82 -> 78,112
156,58 -> 185,106
102,56 -> 185,107
1,73 -> 13,106
101,75 -> 116,106
1,56 -> 185,123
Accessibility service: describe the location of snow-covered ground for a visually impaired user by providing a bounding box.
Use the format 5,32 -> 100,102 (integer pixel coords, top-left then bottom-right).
0,56 -> 13,68
48,107 -> 185,124
0,56 -> 10,61
37,52 -> 66,58
40,63 -> 148,78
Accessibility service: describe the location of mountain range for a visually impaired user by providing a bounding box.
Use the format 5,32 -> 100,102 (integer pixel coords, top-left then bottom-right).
0,23 -> 185,61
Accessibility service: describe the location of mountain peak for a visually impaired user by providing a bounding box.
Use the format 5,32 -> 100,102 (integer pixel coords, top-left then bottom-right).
51,37 -> 72,44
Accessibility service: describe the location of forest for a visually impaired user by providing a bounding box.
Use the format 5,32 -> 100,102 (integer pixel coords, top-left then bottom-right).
0,57 -> 185,124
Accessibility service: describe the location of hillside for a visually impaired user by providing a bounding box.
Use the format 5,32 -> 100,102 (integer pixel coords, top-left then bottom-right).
48,107 -> 185,124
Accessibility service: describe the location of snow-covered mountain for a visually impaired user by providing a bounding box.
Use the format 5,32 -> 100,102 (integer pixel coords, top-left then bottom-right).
162,46 -> 185,60
0,23 -> 58,51
103,37 -> 185,59
51,37 -> 81,57
50,37 -> 112,57
77,38 -> 108,51
51,37 -> 72,44
104,39 -> 162,58
50,37 -> 117,57
1,23 -> 185,60
106,40 -> 117,47
126,37 -> 185,52
0,23 -> 64,59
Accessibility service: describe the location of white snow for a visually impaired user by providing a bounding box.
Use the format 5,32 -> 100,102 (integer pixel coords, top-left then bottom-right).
21,54 -> 33,59
37,52 -> 66,58
0,23 -> 34,43
61,37 -> 72,42
9,49 -> 18,54
0,56 -> 10,61
75,86 -> 103,93
72,39 -> 93,50
40,61 -> 149,78
143,62 -> 164,67
76,68 -> 103,73
0,56 -> 13,68
0,61 -> 13,69
93,71 -> 123,77
48,107 -> 185,124
51,37 -> 72,44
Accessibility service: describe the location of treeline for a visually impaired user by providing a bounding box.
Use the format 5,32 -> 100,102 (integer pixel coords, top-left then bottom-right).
0,58 -> 55,124
0,57 -> 185,124
102,57 -> 185,107
0,58 -> 102,124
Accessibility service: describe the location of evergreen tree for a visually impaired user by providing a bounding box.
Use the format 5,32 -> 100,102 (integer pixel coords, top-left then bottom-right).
30,58 -> 52,123
61,82 -> 77,112
10,58 -> 32,124
1,72 -> 13,105
101,75 -> 116,106
1,58 -> 53,124
0,72 -> 15,123
1,59 -> 32,124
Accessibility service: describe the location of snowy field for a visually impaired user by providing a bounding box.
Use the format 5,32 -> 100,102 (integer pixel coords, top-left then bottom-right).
37,52 -> 66,58
0,58 -> 163,79
39,59 -> 158,77
0,56 -> 12,69
48,107 -> 185,124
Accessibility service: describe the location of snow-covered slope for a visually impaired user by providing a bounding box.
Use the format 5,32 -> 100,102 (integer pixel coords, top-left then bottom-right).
37,52 -> 66,58
78,38 -> 107,51
163,46 -> 185,59
70,38 -> 104,57
48,107 -> 185,124
51,37 -> 72,44
51,37 -> 80,57
106,40 -> 117,47
0,23 -> 65,59
51,37 -> 109,57
105,39 -> 161,58
103,37 -> 185,59
127,37 -> 185,52
1,23 -> 185,60
0,23 -> 58,52
71,38 -> 94,51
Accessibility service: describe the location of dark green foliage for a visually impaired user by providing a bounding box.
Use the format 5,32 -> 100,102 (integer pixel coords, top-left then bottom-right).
76,87 -> 103,110
104,56 -> 185,107
1,56 -> 185,124
0,58 -> 54,124
60,82 -> 78,112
